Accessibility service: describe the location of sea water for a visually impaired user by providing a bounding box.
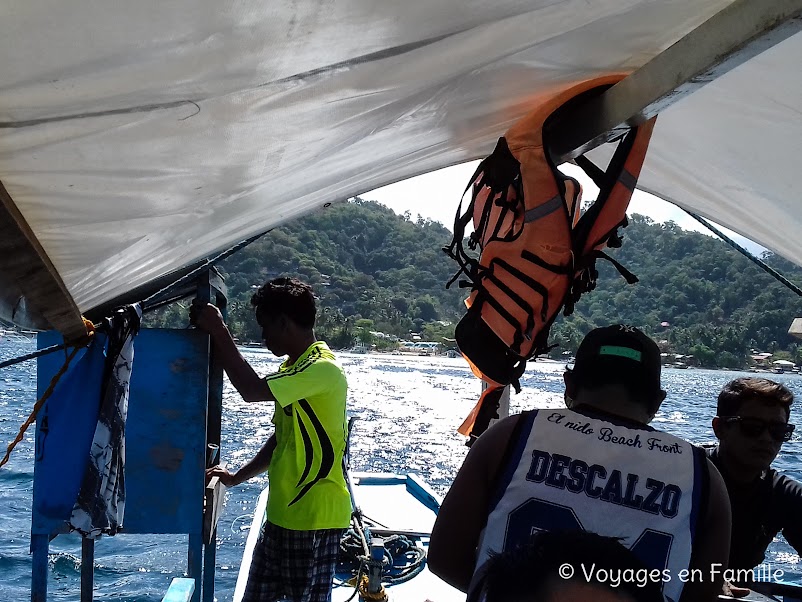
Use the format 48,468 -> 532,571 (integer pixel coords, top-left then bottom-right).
1,337 -> 800,601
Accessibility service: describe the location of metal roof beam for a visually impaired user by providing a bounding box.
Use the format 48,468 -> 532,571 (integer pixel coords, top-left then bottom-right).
548,0 -> 802,162
0,182 -> 86,339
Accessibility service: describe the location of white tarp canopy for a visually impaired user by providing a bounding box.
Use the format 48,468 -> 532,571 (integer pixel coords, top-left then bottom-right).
0,0 -> 800,333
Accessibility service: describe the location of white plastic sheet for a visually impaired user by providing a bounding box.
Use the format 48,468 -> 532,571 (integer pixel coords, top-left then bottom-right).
0,0 -> 799,319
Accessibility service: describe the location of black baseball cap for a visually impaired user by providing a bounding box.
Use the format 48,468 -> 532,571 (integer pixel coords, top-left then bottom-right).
570,325 -> 662,397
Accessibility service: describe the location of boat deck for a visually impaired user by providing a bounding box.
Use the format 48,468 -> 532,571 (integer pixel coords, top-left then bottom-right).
234,472 -> 464,602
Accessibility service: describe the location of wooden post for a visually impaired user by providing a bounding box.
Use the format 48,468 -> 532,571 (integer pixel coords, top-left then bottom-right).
483,382 -> 511,428
31,534 -> 48,602
188,533 -> 203,602
203,474 -> 226,601
202,528 -> 217,602
81,538 -> 94,602
201,268 -> 226,467
196,269 -> 226,602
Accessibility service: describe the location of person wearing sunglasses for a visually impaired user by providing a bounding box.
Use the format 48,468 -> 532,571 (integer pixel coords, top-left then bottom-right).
708,377 -> 802,573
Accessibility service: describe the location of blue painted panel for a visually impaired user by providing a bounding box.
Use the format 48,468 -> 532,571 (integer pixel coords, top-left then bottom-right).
124,329 -> 209,534
407,473 -> 442,514
161,577 -> 196,602
33,332 -> 106,535
355,474 -> 406,485
35,329 -> 209,536
31,534 -> 49,602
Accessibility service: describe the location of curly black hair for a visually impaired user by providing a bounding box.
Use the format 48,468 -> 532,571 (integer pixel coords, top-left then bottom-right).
250,277 -> 316,329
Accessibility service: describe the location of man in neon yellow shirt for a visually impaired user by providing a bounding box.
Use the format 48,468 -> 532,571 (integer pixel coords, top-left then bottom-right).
194,277 -> 350,602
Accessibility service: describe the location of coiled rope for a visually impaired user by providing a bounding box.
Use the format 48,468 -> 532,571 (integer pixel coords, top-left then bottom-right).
380,534 -> 426,584
337,515 -> 427,600
338,513 -> 370,602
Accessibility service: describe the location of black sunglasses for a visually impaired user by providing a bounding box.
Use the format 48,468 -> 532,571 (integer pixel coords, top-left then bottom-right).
719,416 -> 795,442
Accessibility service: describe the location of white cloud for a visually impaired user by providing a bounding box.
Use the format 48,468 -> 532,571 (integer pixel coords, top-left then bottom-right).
365,161 -> 480,230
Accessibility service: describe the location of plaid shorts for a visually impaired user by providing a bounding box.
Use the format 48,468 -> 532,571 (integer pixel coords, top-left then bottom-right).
242,521 -> 344,602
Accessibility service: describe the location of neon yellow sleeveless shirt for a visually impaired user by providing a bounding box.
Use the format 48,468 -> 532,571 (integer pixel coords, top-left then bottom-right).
264,341 -> 351,530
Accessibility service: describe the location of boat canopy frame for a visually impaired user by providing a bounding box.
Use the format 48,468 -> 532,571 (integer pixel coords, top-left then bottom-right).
547,0 -> 802,161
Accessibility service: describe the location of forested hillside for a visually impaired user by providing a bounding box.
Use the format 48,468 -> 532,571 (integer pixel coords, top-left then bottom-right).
552,216 -> 802,367
146,198 -> 802,368
221,198 -> 466,346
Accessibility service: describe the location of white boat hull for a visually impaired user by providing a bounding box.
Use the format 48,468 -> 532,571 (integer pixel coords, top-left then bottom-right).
234,472 -> 463,602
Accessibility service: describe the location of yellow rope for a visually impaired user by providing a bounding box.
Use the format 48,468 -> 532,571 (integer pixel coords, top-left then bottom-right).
356,575 -> 388,602
0,343 -> 85,469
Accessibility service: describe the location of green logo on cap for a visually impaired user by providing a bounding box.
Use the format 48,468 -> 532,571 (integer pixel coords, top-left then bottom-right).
599,345 -> 642,361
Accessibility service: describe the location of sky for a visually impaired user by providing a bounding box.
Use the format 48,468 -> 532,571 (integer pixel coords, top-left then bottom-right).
362,161 -> 767,256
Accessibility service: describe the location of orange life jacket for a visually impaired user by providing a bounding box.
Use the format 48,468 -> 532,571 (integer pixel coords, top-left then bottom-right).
443,75 -> 656,442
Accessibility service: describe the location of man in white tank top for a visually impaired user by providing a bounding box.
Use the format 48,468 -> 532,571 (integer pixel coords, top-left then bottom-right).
429,325 -> 731,602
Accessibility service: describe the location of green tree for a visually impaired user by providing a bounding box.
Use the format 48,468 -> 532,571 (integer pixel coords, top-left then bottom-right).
356,327 -> 374,345
143,202 -> 802,369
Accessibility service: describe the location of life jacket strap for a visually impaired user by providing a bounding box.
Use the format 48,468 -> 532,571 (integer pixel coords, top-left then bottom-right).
443,140 -> 525,290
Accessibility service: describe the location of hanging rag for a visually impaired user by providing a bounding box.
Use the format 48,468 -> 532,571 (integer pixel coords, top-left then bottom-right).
69,304 -> 142,538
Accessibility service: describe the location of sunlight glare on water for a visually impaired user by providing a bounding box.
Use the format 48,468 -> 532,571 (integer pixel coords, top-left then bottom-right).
0,339 -> 800,601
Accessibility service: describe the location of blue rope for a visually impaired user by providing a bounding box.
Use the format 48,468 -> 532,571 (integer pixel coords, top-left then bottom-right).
381,534 -> 426,585
0,342 -> 68,370
337,528 -> 426,586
